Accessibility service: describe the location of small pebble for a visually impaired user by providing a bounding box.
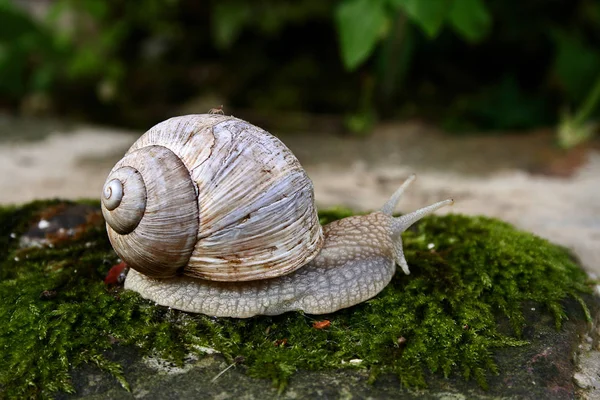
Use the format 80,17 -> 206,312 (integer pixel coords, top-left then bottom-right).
38,219 -> 50,230
573,372 -> 597,389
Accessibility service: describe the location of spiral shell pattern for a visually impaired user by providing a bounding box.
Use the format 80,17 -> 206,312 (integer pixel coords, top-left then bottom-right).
101,114 -> 323,282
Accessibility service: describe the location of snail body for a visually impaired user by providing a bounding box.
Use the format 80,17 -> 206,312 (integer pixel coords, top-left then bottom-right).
102,114 -> 452,318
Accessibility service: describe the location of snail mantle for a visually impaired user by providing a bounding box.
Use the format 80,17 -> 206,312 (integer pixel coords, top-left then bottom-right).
101,114 -> 453,317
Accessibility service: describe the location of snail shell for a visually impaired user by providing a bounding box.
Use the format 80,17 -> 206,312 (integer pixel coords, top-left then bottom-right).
101,115 -> 323,282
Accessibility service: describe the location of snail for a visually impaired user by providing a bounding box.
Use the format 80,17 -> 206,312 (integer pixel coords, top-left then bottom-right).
101,114 -> 453,318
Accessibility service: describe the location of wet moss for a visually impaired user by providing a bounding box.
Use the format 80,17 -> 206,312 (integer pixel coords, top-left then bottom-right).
0,201 -> 592,398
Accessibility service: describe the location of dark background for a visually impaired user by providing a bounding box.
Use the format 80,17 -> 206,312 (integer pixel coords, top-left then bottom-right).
2,0 -> 600,146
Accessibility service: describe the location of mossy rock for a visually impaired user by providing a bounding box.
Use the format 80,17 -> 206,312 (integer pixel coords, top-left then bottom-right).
0,201 -> 594,399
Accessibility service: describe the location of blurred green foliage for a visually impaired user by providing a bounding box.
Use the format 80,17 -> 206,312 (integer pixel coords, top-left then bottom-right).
335,0 -> 491,71
1,0 -> 600,143
0,0 -> 181,123
0,1 -> 53,97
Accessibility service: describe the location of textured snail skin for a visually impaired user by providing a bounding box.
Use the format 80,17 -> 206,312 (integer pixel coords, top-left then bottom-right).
124,177 -> 453,318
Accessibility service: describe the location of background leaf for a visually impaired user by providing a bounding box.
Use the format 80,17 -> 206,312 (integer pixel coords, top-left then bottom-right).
551,30 -> 600,104
394,0 -> 452,38
335,0 -> 388,70
448,0 -> 491,42
211,2 -> 252,50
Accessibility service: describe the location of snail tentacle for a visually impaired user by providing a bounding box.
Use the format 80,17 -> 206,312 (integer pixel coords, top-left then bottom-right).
391,199 -> 454,236
380,173 -> 416,215
390,198 -> 454,275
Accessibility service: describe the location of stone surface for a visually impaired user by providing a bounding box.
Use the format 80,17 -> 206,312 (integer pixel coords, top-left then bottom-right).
19,203 -> 101,248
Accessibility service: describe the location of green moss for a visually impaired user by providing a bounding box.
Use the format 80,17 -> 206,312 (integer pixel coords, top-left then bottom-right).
0,201 -> 592,398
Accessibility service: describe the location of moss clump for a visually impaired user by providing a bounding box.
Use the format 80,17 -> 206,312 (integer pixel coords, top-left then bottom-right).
0,201 -> 591,398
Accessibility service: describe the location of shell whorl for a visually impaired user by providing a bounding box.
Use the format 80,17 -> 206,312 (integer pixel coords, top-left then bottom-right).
101,145 -> 200,278
102,179 -> 123,211
101,167 -> 146,234
103,114 -> 323,282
